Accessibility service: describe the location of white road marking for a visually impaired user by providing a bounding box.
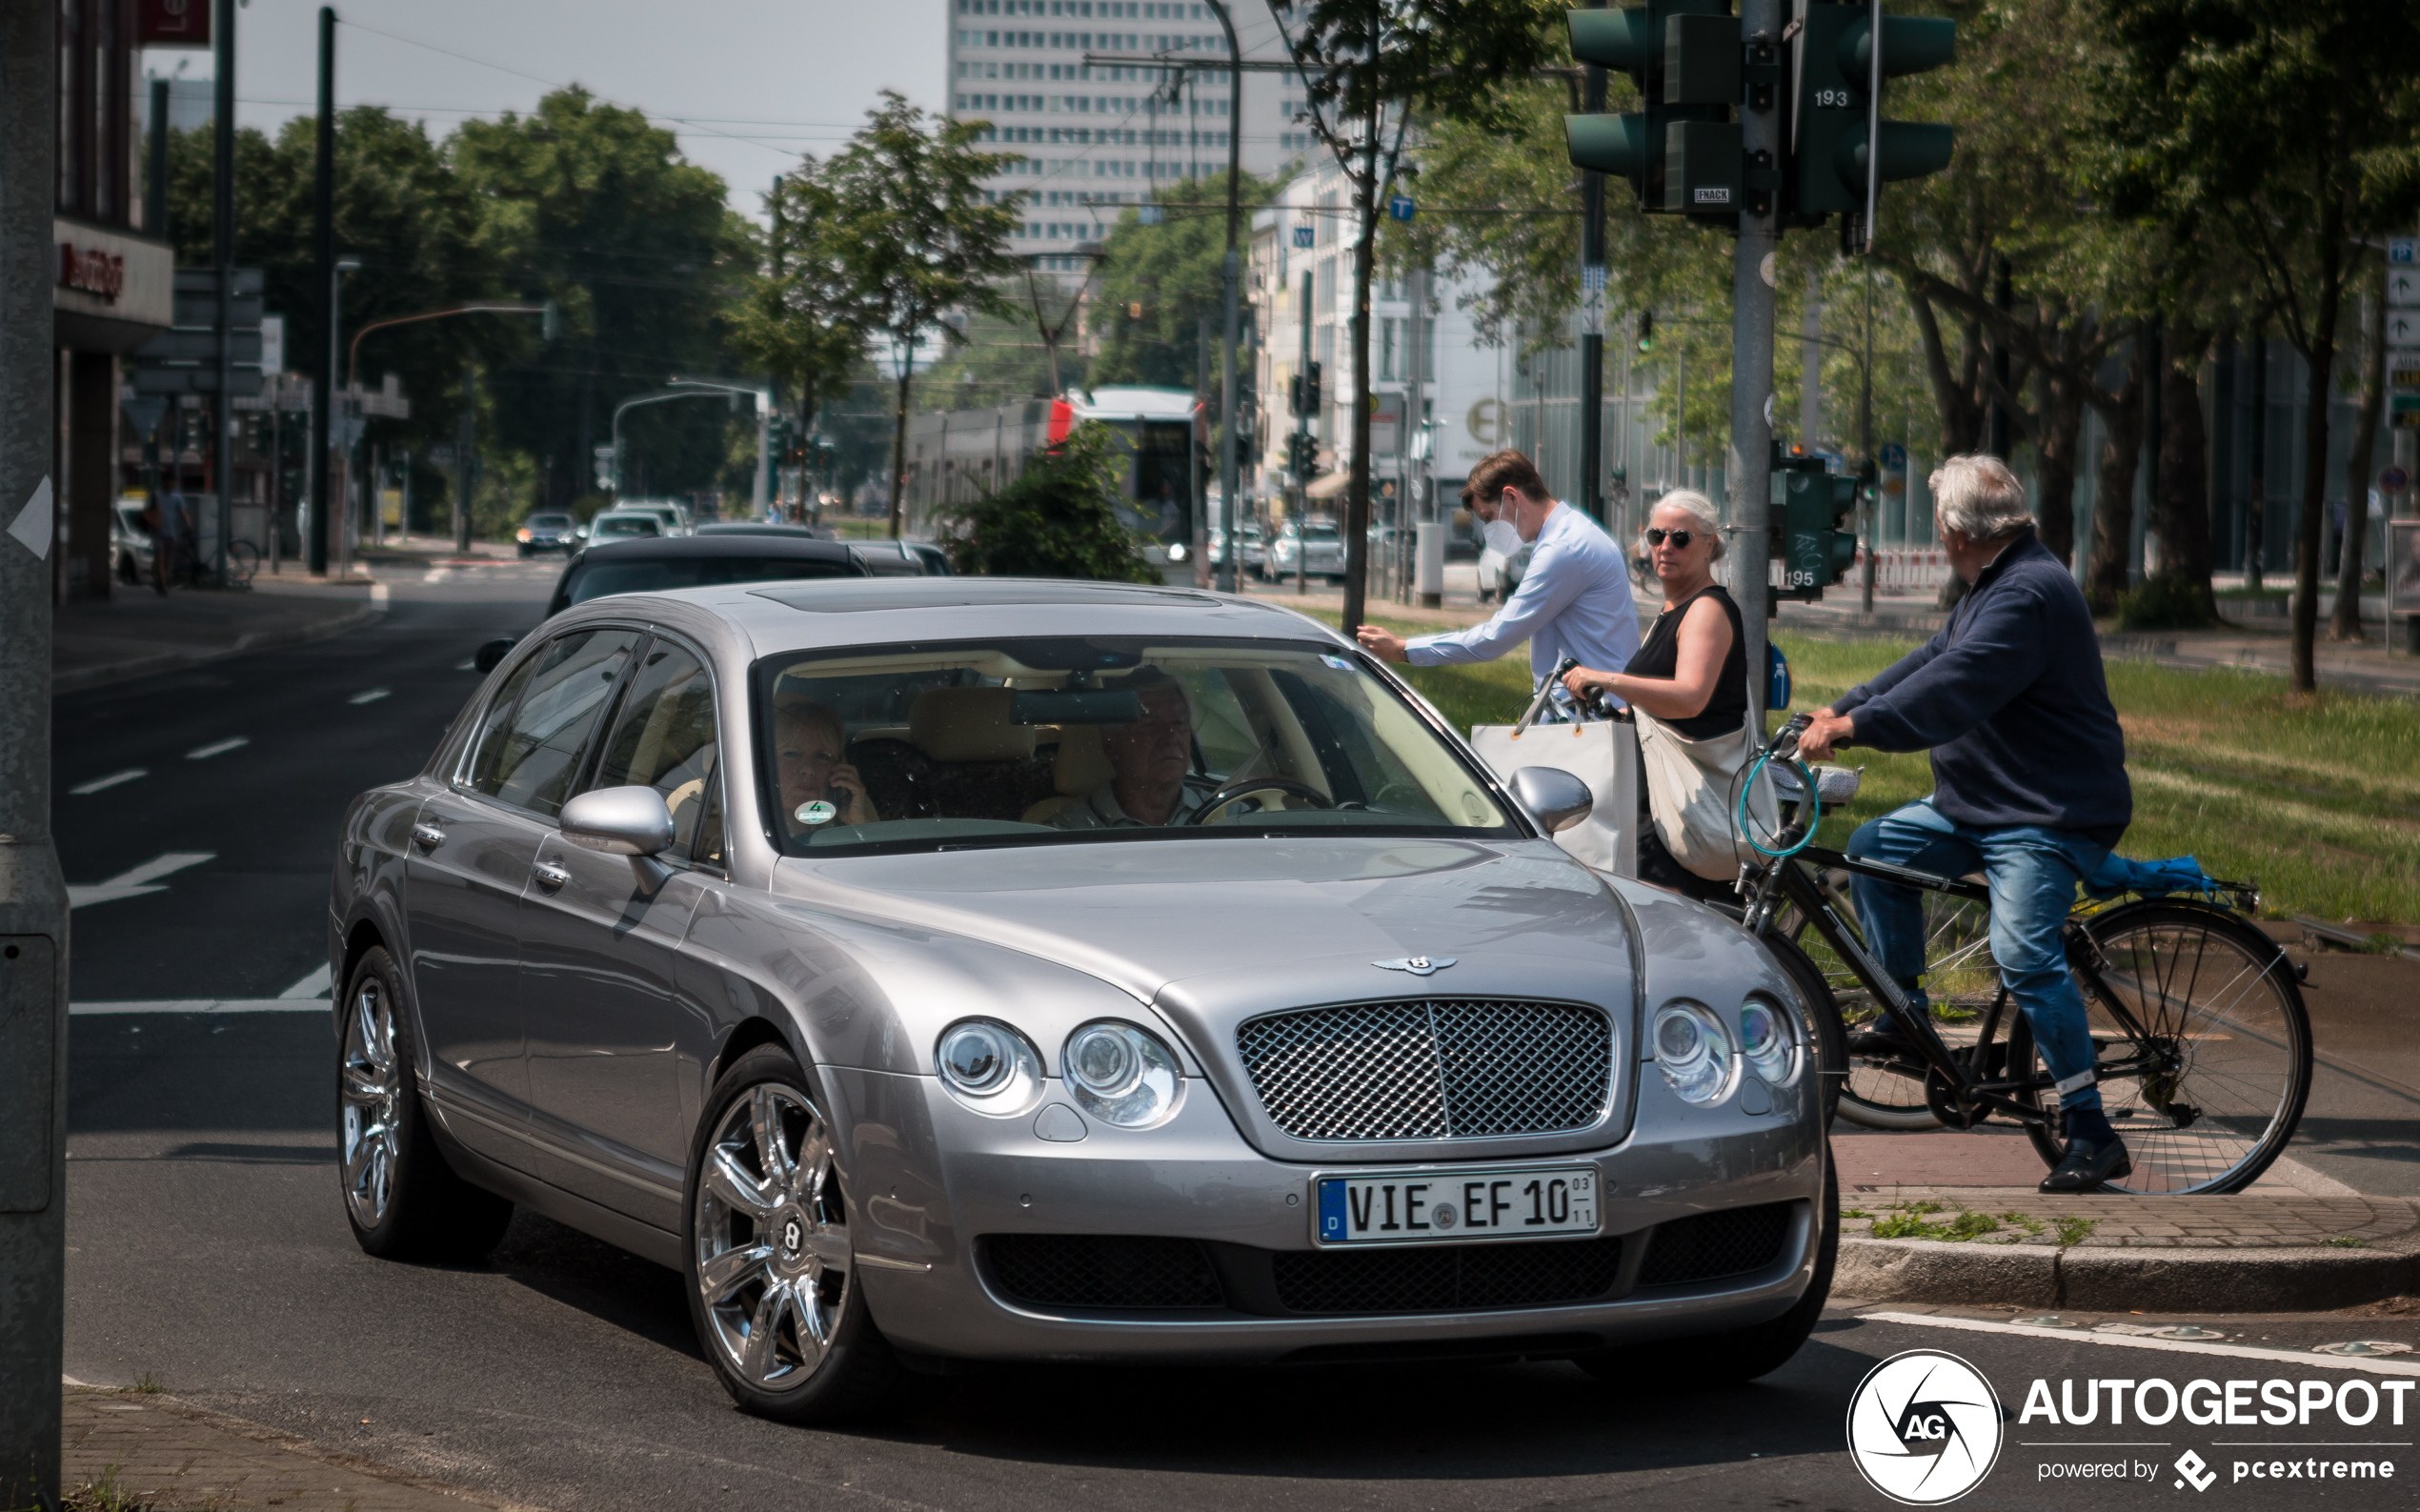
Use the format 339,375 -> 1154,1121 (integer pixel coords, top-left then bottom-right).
71,999 -> 329,1016
349,687 -> 390,705
422,568 -> 453,582
1859,1311 -> 2420,1377
279,963 -> 333,999
454,659 -> 477,671
70,768 -> 146,796
184,736 -> 249,760
66,852 -> 214,909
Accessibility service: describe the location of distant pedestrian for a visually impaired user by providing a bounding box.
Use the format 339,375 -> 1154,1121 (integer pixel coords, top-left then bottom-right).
153,486 -> 191,593
1354,450 -> 1639,716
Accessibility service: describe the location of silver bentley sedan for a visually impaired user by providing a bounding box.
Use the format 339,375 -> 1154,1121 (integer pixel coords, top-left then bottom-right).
327,577 -> 1836,1423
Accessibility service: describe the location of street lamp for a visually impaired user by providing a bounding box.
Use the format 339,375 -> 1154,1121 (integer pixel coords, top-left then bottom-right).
667,375 -> 775,518
328,256 -> 361,575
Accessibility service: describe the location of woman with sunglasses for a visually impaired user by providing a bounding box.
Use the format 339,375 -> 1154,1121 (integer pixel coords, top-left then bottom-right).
1559,491 -> 1749,898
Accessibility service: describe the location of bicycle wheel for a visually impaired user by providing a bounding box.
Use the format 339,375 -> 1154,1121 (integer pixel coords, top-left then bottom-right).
2010,901 -> 2311,1195
1756,927 -> 1847,1129
226,539 -> 260,586
1782,876 -> 1997,1131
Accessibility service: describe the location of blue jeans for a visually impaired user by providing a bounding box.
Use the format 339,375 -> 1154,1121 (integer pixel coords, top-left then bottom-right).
1847,798 -> 2110,1112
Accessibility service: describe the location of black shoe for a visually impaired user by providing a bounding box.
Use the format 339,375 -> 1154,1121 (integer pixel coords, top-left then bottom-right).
2039,1136 -> 2131,1194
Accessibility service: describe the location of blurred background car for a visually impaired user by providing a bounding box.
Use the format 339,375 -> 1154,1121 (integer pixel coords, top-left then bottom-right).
585,509 -> 665,542
1208,523 -> 1266,579
1266,518 -> 1344,583
111,495 -> 154,584
515,512 -> 577,557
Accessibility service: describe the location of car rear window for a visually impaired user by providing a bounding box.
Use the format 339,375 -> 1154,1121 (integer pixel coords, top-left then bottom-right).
566,554 -> 858,605
592,515 -> 659,537
527,514 -> 573,529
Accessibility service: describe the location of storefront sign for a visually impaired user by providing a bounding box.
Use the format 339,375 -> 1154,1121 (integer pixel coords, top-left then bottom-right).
58,242 -> 126,302
137,0 -> 211,46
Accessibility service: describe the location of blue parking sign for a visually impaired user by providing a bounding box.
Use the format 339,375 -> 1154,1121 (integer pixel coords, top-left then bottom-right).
2391,238 -> 2417,265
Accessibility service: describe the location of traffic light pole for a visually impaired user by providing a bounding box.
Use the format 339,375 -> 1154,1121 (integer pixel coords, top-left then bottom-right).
1296,269 -> 1313,596
310,7 -> 335,575
1730,1 -> 1782,732
0,7 -> 68,1502
1576,3 -> 1608,527
1207,0 -> 1243,595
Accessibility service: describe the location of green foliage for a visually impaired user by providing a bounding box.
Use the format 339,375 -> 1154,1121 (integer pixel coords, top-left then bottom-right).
937,424 -> 1160,582
2054,1215 -> 2101,1247
2116,573 -> 2216,631
727,169 -> 875,437
1092,171 -> 1280,392
1872,1204 -> 2001,1241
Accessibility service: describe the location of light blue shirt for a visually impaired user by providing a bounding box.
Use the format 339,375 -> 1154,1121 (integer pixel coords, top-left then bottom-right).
1405,503 -> 1641,692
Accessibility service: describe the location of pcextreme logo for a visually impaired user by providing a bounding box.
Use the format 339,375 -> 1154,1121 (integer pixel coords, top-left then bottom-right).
1845,1349 -> 2006,1505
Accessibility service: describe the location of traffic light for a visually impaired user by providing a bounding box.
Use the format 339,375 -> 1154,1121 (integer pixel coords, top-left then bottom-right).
1771,447 -> 1859,597
1789,2 -> 1955,223
1564,3 -> 1743,223
1287,432 -> 1323,480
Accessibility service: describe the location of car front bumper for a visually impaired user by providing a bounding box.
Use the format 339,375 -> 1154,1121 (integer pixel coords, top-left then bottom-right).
828,1066 -> 1825,1365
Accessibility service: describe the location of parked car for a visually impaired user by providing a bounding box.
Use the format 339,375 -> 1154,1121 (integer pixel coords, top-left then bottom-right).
515,513 -> 577,557
1266,520 -> 1345,582
334,575 -> 1835,1425
111,496 -> 154,584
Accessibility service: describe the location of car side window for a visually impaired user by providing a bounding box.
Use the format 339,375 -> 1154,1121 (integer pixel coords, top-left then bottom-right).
458,655 -> 539,788
589,639 -> 720,851
678,763 -> 727,873
466,629 -> 640,817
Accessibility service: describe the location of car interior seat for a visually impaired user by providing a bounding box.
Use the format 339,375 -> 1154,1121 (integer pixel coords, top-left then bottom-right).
1019,723 -> 1114,825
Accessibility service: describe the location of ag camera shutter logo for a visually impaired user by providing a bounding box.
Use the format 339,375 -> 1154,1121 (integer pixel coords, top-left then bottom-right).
1845,1349 -> 2005,1504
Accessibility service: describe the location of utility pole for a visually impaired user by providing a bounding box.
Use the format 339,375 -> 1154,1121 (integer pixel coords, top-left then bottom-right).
0,7 -> 69,1503
1206,0 -> 1244,595
213,0 -> 237,585
1195,315 -> 1210,583
1862,261 -> 1878,612
310,7 -> 336,575
1577,1 -> 1608,526
454,364 -> 475,554
1729,0 -> 1782,734
1297,268 -> 1314,596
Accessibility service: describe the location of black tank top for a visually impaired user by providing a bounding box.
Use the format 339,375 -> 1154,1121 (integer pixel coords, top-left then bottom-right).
1624,583 -> 1747,739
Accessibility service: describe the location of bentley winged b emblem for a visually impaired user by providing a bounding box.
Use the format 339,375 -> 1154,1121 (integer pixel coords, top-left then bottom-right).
1373,956 -> 1457,977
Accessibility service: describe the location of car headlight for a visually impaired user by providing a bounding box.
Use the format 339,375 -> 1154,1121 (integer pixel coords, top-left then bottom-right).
1739,997 -> 1798,1086
1062,1020 -> 1183,1129
935,1018 -> 1043,1115
1654,1001 -> 1735,1105
515,527 -> 533,542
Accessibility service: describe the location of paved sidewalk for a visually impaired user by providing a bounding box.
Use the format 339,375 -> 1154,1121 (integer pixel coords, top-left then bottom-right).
61,1390 -> 534,1512
52,575 -> 388,694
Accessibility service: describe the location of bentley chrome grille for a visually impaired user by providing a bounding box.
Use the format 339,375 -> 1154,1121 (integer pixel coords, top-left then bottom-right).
1234,999 -> 1613,1141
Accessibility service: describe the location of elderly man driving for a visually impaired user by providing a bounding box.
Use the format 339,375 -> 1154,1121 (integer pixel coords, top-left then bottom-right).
1797,454 -> 2132,1194
1050,668 -> 1216,829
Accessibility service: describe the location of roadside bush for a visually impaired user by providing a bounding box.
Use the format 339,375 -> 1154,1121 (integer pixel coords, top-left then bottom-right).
935,422 -> 1160,582
2116,572 -> 2216,631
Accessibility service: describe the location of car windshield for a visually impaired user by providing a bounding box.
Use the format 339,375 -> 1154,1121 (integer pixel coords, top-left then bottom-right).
566,554 -> 856,605
753,635 -> 1514,855
591,515 -> 658,537
527,514 -> 572,530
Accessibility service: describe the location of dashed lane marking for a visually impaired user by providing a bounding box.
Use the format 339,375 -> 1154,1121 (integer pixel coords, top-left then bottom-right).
454,659 -> 477,671
69,768 -> 146,795
66,852 -> 213,909
184,736 -> 249,759
349,687 -> 391,704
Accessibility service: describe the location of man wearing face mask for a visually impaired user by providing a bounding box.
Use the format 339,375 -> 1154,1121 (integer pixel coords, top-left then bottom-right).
1355,450 -> 1640,712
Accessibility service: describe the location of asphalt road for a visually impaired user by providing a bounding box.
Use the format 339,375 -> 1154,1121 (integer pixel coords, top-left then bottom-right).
53,569 -> 2420,1510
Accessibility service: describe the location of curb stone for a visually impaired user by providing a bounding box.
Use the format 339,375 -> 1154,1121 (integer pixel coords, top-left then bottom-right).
1837,1237 -> 2420,1312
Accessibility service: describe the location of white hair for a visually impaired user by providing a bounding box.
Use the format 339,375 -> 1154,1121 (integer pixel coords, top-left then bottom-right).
1644,489 -> 1726,561
1930,454 -> 2033,540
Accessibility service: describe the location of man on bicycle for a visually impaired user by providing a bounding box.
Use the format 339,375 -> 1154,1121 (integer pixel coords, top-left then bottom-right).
1797,454 -> 2131,1193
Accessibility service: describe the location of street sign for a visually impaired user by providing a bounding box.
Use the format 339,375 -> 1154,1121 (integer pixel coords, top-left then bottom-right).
2390,310 -> 2420,347
2393,352 -> 2420,391
2393,395 -> 2420,428
1880,441 -> 1907,471
2390,266 -> 2420,309
2382,466 -> 2410,494
1386,194 -> 1415,222
2392,238 -> 2418,265
1292,225 -> 1314,248
1581,263 -> 1606,338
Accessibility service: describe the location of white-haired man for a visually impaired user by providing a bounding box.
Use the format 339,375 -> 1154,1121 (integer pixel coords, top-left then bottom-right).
1798,454 -> 2133,1194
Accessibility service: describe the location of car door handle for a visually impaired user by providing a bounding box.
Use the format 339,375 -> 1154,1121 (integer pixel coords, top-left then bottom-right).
533,860 -> 571,892
411,822 -> 445,850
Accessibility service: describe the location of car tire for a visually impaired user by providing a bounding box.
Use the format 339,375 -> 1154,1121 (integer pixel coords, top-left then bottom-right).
1573,1152 -> 1838,1389
684,1044 -> 917,1424
338,946 -> 514,1262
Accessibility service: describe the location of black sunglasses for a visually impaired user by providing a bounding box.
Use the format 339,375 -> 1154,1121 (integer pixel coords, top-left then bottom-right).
1644,527 -> 1698,548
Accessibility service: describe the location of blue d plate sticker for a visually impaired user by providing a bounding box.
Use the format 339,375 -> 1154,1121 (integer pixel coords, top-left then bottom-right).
1321,654 -> 1353,672
1318,1179 -> 1348,1241
796,800 -> 837,826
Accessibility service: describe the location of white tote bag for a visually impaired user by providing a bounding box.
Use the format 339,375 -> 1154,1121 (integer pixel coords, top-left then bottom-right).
1467,716 -> 1639,877
1631,708 -> 1778,881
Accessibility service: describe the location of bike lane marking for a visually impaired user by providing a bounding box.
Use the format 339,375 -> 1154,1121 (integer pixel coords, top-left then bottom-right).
66,852 -> 213,909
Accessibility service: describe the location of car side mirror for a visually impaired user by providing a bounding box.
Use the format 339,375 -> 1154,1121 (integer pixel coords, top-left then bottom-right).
1509,766 -> 1594,836
559,785 -> 676,857
474,636 -> 519,674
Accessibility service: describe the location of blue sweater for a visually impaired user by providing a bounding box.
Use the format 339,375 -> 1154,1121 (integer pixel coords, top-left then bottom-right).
1830,532 -> 2131,844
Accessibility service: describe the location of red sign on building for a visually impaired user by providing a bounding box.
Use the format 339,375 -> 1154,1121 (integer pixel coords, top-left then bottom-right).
137,0 -> 211,47
58,244 -> 126,302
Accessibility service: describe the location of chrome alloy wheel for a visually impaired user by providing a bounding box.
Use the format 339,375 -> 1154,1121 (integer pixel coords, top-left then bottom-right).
695,1083 -> 853,1392
338,976 -> 402,1229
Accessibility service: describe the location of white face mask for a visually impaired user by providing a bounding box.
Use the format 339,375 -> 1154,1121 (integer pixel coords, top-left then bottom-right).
1482,518 -> 1524,557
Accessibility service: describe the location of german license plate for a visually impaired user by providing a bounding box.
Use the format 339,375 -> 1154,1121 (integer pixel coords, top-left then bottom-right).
1315,1165 -> 1599,1246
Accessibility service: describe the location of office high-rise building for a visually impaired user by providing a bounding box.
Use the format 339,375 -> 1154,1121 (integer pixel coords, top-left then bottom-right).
944,0 -> 1315,267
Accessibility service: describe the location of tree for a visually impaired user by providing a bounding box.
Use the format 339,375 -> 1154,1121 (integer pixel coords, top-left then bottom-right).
937,423 -> 1160,582
1092,171 -> 1277,390
1269,0 -> 1564,635
727,169 -> 873,466
2092,0 -> 2420,690
821,91 -> 1023,537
